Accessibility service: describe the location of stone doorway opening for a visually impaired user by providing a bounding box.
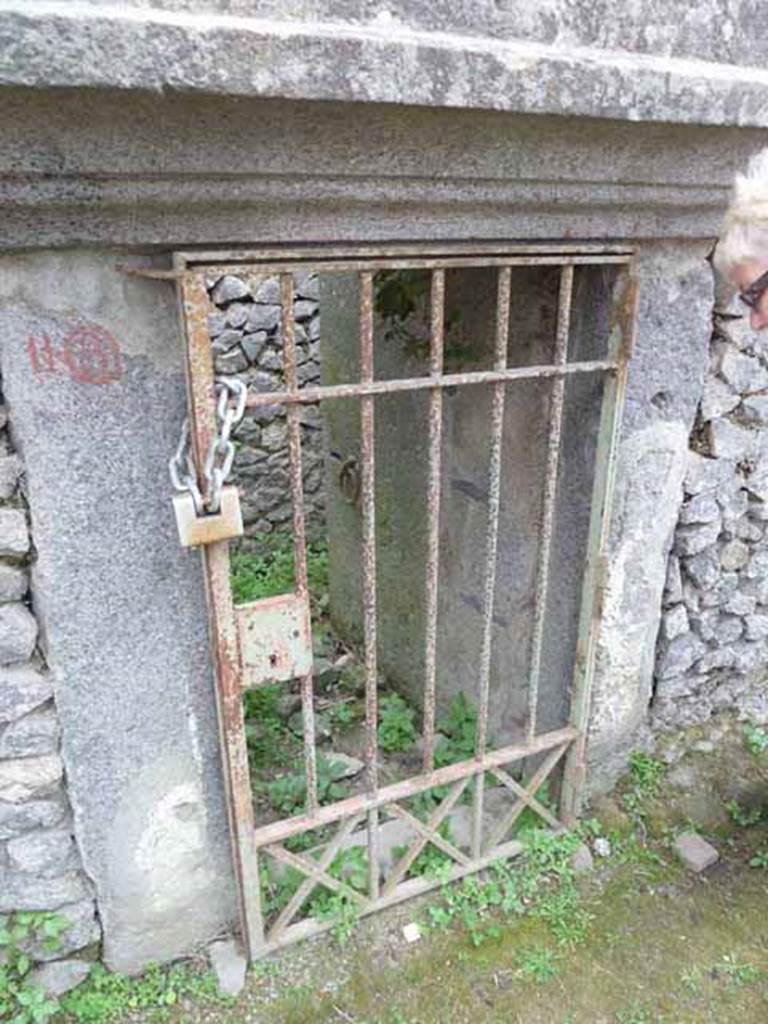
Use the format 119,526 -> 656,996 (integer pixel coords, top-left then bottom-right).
173,243 -> 636,959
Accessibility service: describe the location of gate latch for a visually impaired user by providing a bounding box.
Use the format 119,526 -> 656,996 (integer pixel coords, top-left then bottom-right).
169,378 -> 246,547
237,592 -> 313,686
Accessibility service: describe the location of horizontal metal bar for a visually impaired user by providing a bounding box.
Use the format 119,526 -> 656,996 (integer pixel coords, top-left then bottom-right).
255,836 -> 526,958
246,359 -> 616,409
253,725 -> 577,848
184,255 -> 632,277
177,242 -> 634,267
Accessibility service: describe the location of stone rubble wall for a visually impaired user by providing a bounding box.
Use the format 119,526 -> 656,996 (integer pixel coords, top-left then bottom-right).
654,301 -> 768,731
206,272 -> 324,549
0,383 -> 100,992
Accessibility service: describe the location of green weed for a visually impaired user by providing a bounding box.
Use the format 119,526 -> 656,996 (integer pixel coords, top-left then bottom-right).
749,849 -> 768,868
377,693 -> 418,753
59,962 -> 227,1023
266,755 -> 350,815
434,693 -> 481,767
725,799 -> 762,827
231,534 -> 329,609
0,911 -> 69,1024
718,953 -> 761,986
514,945 -> 561,983
743,721 -> 768,757
627,751 -> 666,797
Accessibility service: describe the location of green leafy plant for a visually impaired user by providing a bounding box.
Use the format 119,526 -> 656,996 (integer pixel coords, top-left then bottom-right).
377,693 -> 418,753
231,534 -> 328,609
266,755 -> 350,815
749,849 -> 768,868
327,701 -> 355,734
744,721 -> 768,757
434,693 -> 480,767
514,945 -> 561,983
60,962 -> 227,1022
725,799 -> 762,827
718,953 -> 760,986
0,912 -> 68,1024
627,751 -> 666,797
242,683 -> 297,772
392,820 -> 455,879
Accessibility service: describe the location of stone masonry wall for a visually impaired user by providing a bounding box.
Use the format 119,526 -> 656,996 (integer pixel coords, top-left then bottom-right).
206,272 -> 324,548
0,379 -> 100,994
654,299 -> 768,731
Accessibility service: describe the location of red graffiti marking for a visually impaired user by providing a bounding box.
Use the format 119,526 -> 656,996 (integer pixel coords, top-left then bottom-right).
27,321 -> 123,385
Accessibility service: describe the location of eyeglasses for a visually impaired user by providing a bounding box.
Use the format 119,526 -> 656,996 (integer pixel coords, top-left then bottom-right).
739,268 -> 768,311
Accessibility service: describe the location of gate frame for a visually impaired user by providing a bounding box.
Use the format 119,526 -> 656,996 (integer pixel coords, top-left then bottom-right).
173,242 -> 637,959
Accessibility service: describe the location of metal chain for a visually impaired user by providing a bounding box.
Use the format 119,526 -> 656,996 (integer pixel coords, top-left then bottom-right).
169,377 -> 247,515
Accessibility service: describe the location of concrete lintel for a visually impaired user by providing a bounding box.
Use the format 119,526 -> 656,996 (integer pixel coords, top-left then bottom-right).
3,2 -> 768,129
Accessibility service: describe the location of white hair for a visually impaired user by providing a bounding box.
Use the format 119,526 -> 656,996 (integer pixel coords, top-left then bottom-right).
714,148 -> 768,278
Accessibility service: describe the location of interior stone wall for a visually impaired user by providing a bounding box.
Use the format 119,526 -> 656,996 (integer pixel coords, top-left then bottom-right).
0,374 -> 100,995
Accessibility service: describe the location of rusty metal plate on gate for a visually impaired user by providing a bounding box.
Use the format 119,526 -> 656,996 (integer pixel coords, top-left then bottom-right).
237,592 -> 313,686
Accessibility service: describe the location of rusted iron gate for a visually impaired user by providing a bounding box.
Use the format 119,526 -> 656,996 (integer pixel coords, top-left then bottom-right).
173,243 -> 636,959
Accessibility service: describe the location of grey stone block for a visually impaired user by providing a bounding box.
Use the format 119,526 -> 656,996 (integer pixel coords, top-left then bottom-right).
28,959 -> 91,997
0,508 -> 29,556
0,797 -> 66,840
673,831 -> 719,872
7,826 -> 78,877
716,484 -> 749,520
698,573 -> 739,608
732,517 -> 762,542
657,635 -> 706,679
213,347 -> 248,375
208,938 -> 247,997
245,304 -> 280,333
675,521 -> 720,557
662,605 -> 689,642
718,349 -> 768,392
0,454 -> 22,499
723,591 -> 756,616
708,420 -> 757,460
0,868 -> 89,912
241,331 -> 267,362
293,299 -> 318,321
744,547 -> 768,579
0,563 -> 27,602
720,540 -> 750,571
700,376 -> 739,421
0,754 -> 63,803
679,493 -> 720,525
210,275 -> 249,305
741,394 -> 768,425
684,548 -> 720,590
0,704 -> 59,757
684,453 -> 737,496
211,328 -> 244,354
224,302 -> 250,329
207,311 -> 227,337
254,279 -> 280,304
0,664 -> 52,723
28,897 -> 100,960
745,614 -> 768,641
0,603 -> 37,664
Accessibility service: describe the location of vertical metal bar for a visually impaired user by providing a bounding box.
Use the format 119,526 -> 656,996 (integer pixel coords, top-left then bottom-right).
359,272 -> 380,884
175,263 -> 264,960
526,264 -> 574,743
422,269 -> 445,772
281,272 -> 318,814
560,266 -> 637,826
472,265 -> 512,857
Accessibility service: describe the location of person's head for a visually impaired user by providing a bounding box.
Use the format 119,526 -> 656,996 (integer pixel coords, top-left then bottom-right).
714,148 -> 768,330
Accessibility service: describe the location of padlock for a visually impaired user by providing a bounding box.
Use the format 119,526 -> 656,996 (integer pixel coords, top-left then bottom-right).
173,485 -> 244,547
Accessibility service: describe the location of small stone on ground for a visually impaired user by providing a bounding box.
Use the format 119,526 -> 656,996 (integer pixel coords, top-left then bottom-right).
402,922 -> 421,943
674,831 -> 719,873
208,938 -> 247,997
570,843 -> 594,874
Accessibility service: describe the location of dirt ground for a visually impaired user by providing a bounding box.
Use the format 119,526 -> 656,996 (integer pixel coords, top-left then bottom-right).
119,715 -> 768,1024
